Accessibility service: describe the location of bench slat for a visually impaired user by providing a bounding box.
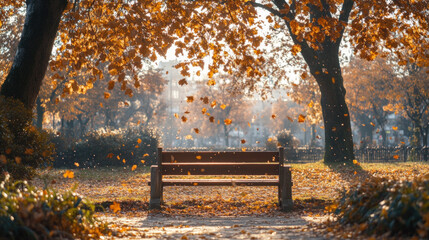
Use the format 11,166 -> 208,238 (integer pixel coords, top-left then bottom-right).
148,179 -> 279,186
162,151 -> 279,163
161,163 -> 280,175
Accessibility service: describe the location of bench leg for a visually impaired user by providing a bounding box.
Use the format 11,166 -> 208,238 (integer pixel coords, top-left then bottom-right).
149,166 -> 163,209
280,166 -> 293,211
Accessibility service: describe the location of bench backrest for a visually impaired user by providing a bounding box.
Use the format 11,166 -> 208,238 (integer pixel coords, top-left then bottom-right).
157,148 -> 285,176
161,151 -> 279,163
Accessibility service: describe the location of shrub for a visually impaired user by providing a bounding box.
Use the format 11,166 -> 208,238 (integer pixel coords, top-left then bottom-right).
276,129 -> 298,148
0,97 -> 54,180
53,128 -> 159,168
332,176 -> 429,238
0,174 -> 109,239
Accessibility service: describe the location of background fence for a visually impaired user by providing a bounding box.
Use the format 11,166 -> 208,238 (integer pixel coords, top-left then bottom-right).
283,147 -> 429,163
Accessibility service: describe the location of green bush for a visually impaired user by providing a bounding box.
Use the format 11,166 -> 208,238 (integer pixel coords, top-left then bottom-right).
53,128 -> 159,168
333,176 -> 429,238
0,97 -> 54,180
0,174 -> 109,239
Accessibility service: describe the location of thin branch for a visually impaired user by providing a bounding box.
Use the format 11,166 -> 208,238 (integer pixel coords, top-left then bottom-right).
336,0 -> 354,47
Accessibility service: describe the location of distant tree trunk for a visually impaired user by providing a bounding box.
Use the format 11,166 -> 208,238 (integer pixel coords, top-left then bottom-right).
36,97 -> 45,129
0,0 -> 67,109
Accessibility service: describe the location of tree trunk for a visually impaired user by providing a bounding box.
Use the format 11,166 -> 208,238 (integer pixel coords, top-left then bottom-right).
0,0 -> 67,109
316,72 -> 355,163
36,97 -> 45,129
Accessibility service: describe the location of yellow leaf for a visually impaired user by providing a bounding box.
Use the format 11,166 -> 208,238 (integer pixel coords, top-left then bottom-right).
207,79 -> 216,86
291,44 -> 302,55
174,113 -> 179,118
110,202 -> 121,213
242,147 -> 247,152
63,170 -> 74,179
267,138 -> 272,142
353,159 -> 359,165
220,104 -> 226,110
224,119 -> 232,125
202,108 -> 207,114
74,162 -> 79,167
141,160 -> 145,164
185,135 -> 193,140
132,165 -> 137,171
308,101 -> 314,108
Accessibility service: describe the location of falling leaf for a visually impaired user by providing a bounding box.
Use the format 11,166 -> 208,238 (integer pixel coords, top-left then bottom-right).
220,104 -> 226,110
370,122 -> 375,127
186,96 -> 194,103
353,159 -> 359,165
15,157 -> 22,164
137,138 -> 142,144
110,202 -> 121,213
107,153 -> 114,158
287,116 -> 294,122
393,155 -> 399,159
185,135 -> 193,140
143,153 -> 149,157
298,114 -> 306,123
344,114 -> 348,117
196,155 -> 202,160
122,159 -> 126,164
178,78 -> 188,86
331,77 -> 335,84
141,160 -> 145,164
200,97 -> 209,104
267,138 -> 272,142
247,122 -> 251,127
74,162 -> 79,167
207,79 -> 216,86
63,170 -> 74,179
181,116 -> 187,122
271,114 -> 276,119
392,126 -> 398,131
132,165 -> 137,171
241,139 -> 246,144
194,128 -> 200,134
308,101 -> 314,108
209,116 -> 215,123
211,101 -> 217,108
224,119 -> 232,125
104,92 -> 110,99
100,103 -> 103,108
174,113 -> 179,118
201,108 -> 207,114
242,147 -> 247,152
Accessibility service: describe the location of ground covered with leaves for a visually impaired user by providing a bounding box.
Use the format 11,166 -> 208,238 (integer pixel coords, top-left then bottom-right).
31,162 -> 429,239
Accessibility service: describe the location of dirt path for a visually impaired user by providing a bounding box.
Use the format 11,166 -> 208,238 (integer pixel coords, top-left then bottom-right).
101,214 -> 328,239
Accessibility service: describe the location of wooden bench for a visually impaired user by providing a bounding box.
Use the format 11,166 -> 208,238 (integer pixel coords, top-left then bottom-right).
148,147 -> 293,211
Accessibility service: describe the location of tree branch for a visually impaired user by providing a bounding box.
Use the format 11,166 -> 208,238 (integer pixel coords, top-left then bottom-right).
336,0 -> 354,47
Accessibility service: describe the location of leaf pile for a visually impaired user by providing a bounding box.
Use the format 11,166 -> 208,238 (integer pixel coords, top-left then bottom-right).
332,175 -> 429,238
0,175 -> 109,239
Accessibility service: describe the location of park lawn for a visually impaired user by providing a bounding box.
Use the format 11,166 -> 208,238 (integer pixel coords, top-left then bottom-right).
32,161 -> 429,217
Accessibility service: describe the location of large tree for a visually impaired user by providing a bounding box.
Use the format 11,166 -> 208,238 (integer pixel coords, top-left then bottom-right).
1,0 -> 428,163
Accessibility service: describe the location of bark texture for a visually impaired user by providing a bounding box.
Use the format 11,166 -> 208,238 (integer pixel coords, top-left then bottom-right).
0,0 -> 68,109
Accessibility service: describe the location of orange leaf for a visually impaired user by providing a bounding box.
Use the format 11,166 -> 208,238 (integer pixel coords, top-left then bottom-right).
132,165 -> 137,171
74,162 -> 79,167
108,81 -> 115,90
241,139 -> 246,144
186,96 -> 194,103
271,114 -> 276,119
143,153 -> 149,157
220,104 -> 226,110
298,114 -> 306,123
174,113 -> 179,119
181,116 -> 187,122
15,157 -> 22,164
178,78 -> 188,86
110,202 -> 121,213
104,92 -> 110,99
107,153 -> 114,158
194,128 -> 200,134
224,119 -> 232,125
392,126 -> 398,131
24,148 -> 34,155
63,170 -> 74,179
393,155 -> 399,159
196,155 -> 202,160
